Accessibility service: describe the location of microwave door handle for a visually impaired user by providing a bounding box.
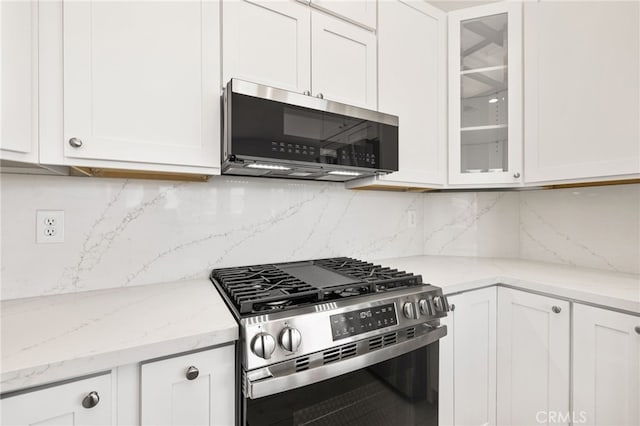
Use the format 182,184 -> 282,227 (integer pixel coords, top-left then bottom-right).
245,325 -> 447,400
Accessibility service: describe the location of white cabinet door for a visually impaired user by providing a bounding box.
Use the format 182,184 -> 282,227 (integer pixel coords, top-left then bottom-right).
573,304 -> 640,426
439,288 -> 497,426
308,0 -> 376,30
0,0 -> 38,164
1,373 -> 112,426
141,345 -> 235,426
524,1 -> 640,184
222,0 -> 311,94
62,0 -> 220,170
497,288 -> 570,426
375,0 -> 446,187
448,2 -> 523,187
311,10 -> 377,110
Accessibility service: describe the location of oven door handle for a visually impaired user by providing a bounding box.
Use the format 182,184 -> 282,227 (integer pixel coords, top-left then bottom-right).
245,324 -> 447,399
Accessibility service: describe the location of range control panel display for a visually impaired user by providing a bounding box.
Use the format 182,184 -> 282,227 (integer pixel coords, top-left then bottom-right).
330,303 -> 397,341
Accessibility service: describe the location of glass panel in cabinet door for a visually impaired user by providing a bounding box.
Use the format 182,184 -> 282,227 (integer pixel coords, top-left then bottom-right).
460,13 -> 507,71
459,12 -> 508,175
460,127 -> 508,173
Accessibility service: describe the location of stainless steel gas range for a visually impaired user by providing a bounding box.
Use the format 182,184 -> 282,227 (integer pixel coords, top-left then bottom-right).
210,257 -> 451,426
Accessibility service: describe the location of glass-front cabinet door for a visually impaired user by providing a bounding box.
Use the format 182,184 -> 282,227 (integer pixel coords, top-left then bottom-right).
448,3 -> 522,186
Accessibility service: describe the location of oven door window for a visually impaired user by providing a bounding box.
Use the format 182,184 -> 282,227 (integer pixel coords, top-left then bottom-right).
246,343 -> 438,426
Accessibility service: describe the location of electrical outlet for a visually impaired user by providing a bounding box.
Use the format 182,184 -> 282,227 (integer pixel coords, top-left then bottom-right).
36,210 -> 65,243
407,210 -> 417,228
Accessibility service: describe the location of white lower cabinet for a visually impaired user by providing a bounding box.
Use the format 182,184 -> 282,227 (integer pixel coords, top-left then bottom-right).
1,373 -> 112,426
439,287 -> 497,426
1,345 -> 235,426
497,288 -> 570,426
141,346 -> 235,426
573,304 -> 640,426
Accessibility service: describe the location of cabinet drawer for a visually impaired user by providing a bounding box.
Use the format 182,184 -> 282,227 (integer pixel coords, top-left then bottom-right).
1,372 -> 112,426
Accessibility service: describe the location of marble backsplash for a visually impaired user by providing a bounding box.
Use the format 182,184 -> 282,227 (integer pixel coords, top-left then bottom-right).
519,184 -> 640,274
423,191 -> 520,258
0,174 -> 425,300
1,174 -> 638,300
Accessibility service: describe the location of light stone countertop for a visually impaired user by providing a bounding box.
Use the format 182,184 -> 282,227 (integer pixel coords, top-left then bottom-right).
379,256 -> 640,314
1,279 -> 238,393
2,256 -> 639,394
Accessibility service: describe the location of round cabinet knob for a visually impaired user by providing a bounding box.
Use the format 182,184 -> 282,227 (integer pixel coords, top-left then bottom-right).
552,306 -> 562,314
316,93 -> 324,99
450,304 -> 456,312
68,137 -> 83,148
186,366 -> 199,380
634,326 -> 640,335
403,302 -> 417,319
303,90 -> 311,96
279,327 -> 302,352
513,172 -> 521,179
251,332 -> 276,359
82,391 -> 100,409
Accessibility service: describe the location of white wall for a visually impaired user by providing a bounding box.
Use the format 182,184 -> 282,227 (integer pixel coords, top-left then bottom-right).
0,174 -> 424,300
1,175 -> 638,300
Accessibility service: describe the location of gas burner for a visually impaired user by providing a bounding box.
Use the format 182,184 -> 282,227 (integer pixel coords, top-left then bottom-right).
314,257 -> 422,291
211,257 -> 423,316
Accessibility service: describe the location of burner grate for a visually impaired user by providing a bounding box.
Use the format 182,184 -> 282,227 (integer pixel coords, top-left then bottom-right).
212,265 -> 321,314
314,257 -> 422,291
211,257 -> 423,315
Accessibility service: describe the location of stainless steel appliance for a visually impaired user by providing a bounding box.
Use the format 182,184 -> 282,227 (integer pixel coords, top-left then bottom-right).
222,79 -> 399,181
210,257 -> 451,425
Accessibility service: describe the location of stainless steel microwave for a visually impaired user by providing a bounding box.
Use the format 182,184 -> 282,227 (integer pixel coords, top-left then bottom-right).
222,79 -> 399,182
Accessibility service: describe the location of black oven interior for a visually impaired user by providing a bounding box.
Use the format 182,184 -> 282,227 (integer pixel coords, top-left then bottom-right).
244,342 -> 439,426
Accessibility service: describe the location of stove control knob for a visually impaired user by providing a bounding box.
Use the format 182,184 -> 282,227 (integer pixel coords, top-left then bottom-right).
403,302 -> 417,319
251,333 -> 276,359
419,299 -> 435,316
279,327 -> 302,352
434,295 -> 451,313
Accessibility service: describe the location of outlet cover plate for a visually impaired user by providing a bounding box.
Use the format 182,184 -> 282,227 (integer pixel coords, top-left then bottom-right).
36,210 -> 65,244
407,210 -> 417,228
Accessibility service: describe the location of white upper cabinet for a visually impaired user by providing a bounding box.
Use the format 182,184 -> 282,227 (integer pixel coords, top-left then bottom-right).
222,1 -> 376,110
349,0 -> 446,189
305,0 -> 376,30
311,10 -> 377,110
497,288 -> 570,426
448,2 -> 523,187
222,0 -> 311,93
573,304 -> 640,426
523,1 -> 640,184
1,0 -> 38,164
59,0 -> 220,172
1,373 -> 112,426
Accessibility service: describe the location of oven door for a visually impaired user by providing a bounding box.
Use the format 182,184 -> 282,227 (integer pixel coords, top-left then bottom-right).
243,326 -> 444,426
